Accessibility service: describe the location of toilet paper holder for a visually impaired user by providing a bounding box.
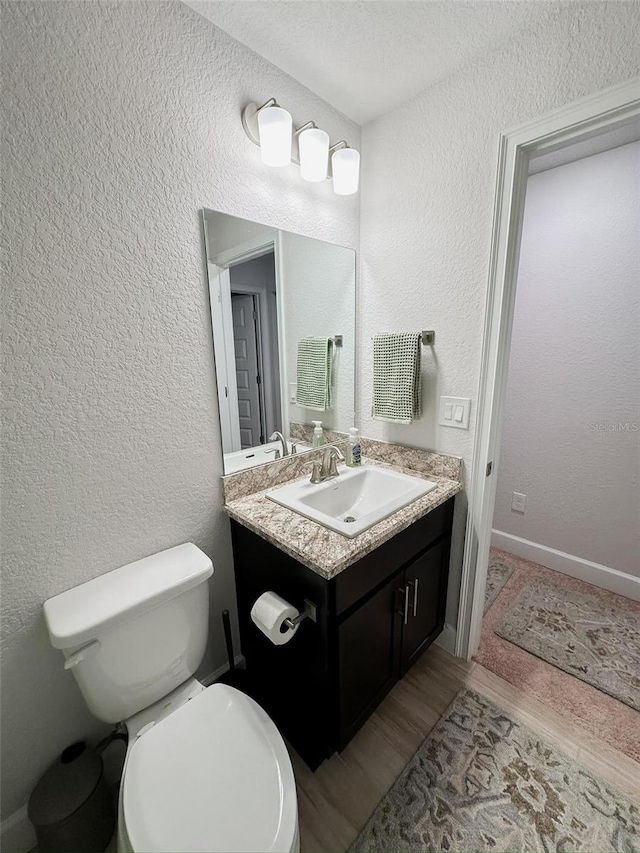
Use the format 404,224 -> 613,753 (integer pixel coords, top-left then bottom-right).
284,599 -> 317,630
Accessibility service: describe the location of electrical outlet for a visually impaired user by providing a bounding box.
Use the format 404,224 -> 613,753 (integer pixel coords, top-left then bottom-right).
289,383 -> 297,404
511,492 -> 527,513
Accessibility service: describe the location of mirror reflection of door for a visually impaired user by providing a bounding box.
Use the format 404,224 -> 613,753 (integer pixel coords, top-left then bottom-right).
231,293 -> 263,448
228,250 -> 282,451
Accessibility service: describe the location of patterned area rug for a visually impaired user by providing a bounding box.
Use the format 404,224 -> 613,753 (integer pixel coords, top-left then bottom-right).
351,689 -> 639,852
484,557 -> 514,613
496,577 -> 640,711
475,550 -> 640,763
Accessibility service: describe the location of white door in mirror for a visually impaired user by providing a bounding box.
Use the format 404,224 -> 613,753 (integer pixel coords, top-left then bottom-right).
266,466 -> 437,538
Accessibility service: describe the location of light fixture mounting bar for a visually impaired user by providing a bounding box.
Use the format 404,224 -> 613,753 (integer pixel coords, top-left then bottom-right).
241,102 -> 262,146
294,121 -> 315,136
257,97 -> 276,111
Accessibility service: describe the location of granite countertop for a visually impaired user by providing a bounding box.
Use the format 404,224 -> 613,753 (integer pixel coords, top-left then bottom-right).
224,458 -> 461,580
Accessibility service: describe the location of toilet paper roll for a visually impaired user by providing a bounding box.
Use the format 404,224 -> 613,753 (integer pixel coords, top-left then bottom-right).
250,591 -> 300,646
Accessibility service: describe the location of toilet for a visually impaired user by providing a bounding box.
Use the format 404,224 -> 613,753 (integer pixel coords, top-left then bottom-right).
43,543 -> 299,853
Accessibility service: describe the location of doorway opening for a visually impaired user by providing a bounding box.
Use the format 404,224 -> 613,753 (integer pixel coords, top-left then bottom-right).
206,236 -> 286,461
457,78 -> 640,665
229,251 -> 282,449
475,131 -> 640,761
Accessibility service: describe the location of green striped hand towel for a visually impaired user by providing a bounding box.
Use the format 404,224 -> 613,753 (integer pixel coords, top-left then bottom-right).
372,333 -> 422,423
297,337 -> 334,411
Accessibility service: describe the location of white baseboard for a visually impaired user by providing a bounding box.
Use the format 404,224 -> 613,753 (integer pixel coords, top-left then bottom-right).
1,805 -> 36,853
435,622 -> 457,655
491,529 -> 640,601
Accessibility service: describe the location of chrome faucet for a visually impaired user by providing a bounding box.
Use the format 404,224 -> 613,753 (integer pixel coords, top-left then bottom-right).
269,431 -> 289,458
308,445 -> 345,484
321,445 -> 345,479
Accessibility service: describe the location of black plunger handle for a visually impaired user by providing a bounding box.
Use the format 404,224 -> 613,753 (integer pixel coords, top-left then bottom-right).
222,609 -> 235,672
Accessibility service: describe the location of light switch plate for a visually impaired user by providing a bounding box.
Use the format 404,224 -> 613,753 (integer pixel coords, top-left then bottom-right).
289,383 -> 297,404
438,396 -> 471,429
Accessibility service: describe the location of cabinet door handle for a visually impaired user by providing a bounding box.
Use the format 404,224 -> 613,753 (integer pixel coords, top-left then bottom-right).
403,584 -> 410,625
412,578 -> 419,617
396,581 -> 411,625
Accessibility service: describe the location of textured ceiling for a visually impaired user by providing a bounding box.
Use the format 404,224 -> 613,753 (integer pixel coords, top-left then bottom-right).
183,1 -> 557,124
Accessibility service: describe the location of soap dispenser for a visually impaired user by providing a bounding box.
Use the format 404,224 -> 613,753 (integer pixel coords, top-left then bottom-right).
312,421 -> 325,448
347,427 -> 361,467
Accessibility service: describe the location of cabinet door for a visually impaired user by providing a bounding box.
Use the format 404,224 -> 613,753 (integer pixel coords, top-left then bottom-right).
400,536 -> 451,674
337,573 -> 402,749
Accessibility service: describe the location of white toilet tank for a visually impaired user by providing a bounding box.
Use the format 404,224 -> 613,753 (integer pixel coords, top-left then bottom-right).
44,544 -> 214,723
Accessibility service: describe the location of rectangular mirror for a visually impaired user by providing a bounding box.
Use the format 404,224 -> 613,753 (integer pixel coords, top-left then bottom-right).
202,210 -> 357,474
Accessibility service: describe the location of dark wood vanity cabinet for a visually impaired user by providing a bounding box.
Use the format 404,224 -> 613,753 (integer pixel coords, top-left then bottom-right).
230,496 -> 454,769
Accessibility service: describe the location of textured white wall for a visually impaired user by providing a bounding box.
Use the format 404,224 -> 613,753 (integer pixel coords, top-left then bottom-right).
493,143 -> 640,577
358,1 -> 640,624
0,0 -> 358,821
280,232 -> 356,434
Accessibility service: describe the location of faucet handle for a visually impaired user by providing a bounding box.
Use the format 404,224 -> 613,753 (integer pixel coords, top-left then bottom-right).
308,460 -> 323,484
302,459 -> 323,483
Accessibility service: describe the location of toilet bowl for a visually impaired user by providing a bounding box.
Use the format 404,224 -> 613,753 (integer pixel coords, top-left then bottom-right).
44,543 -> 299,853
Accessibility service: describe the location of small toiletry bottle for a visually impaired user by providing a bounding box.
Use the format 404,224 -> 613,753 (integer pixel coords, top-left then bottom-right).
348,427 -> 361,467
312,421 -> 325,448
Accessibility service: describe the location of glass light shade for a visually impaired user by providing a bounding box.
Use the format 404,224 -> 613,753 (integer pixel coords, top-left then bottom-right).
299,127 -> 330,182
332,148 -> 360,195
257,106 -> 292,167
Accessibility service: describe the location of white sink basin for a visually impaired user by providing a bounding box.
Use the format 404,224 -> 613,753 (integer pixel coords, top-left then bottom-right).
266,465 -> 438,538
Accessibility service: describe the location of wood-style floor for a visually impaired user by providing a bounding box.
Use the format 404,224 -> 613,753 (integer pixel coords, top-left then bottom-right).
292,644 -> 640,852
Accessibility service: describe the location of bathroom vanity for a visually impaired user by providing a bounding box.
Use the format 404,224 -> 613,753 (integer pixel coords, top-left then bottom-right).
226,449 -> 459,769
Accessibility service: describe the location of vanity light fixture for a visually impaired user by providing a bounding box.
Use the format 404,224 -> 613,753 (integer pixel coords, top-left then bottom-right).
242,98 -> 360,195
332,146 -> 361,196
256,100 -> 292,167
298,125 -> 330,182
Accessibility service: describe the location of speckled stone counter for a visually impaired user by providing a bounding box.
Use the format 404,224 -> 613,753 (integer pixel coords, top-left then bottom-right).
224,456 -> 462,580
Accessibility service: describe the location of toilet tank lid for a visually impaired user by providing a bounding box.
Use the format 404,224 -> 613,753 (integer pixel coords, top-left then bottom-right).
44,544 -> 213,649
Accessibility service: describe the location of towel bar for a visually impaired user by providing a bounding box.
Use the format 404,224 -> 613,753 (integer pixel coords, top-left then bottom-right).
370,331 -> 435,344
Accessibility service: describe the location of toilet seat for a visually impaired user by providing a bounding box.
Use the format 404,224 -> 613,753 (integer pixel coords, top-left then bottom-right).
122,684 -> 298,852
